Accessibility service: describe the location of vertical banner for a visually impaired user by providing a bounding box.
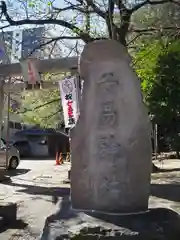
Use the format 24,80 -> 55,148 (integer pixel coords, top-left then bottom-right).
59,77 -> 79,128
20,58 -> 41,84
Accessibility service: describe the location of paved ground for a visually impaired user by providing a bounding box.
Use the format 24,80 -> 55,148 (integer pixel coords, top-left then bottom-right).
1,158 -> 180,239
150,159 -> 180,213
0,159 -> 70,240
40,159 -> 180,240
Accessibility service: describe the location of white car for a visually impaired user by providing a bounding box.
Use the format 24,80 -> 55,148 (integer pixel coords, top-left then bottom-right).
0,139 -> 20,170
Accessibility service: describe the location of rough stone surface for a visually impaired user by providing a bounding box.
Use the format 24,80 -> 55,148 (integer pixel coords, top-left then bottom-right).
40,198 -> 180,240
70,40 -> 152,213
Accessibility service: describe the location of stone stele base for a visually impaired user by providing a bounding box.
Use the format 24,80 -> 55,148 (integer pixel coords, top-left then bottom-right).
40,198 -> 180,240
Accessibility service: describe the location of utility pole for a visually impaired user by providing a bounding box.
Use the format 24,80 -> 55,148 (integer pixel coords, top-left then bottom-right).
0,77 -> 4,144
154,124 -> 158,160
5,77 -> 11,169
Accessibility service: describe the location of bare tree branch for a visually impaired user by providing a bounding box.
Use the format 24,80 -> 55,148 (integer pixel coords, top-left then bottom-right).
0,24 -> 10,30
1,0 -> 179,47
52,4 -> 81,13
127,32 -> 152,46
53,1 -> 95,14
84,0 -> 106,19
0,1 -> 93,43
132,26 -> 180,33
18,98 -> 60,114
42,108 -> 62,121
28,35 -> 81,57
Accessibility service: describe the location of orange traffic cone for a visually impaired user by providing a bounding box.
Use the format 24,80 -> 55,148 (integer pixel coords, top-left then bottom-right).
59,153 -> 63,164
56,152 -> 60,165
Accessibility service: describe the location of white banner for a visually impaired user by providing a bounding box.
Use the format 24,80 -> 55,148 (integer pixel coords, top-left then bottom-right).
20,58 -> 41,84
59,77 -> 79,128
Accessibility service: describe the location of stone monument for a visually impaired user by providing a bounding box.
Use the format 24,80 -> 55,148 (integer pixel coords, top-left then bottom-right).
41,40 -> 180,240
70,40 -> 152,214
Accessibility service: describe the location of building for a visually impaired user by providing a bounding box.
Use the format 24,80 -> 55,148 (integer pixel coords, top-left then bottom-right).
0,27 -> 62,63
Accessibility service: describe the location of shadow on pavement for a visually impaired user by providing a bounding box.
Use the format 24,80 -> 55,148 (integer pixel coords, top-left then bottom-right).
3,180 -> 70,198
151,183 -> 180,202
153,168 -> 180,173
0,219 -> 27,233
6,169 -> 31,177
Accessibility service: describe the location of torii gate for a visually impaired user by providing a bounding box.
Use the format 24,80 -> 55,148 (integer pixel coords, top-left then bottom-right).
0,56 -> 78,92
0,56 -> 79,142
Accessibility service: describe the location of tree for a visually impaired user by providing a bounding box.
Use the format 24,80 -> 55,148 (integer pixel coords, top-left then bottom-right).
135,40 -> 180,158
148,41 -> 180,158
1,0 -> 180,153
1,0 -> 180,48
19,88 -> 62,128
16,73 -> 66,128
129,3 -> 180,49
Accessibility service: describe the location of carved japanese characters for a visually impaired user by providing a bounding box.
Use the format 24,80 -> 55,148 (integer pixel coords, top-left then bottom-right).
70,40 -> 152,213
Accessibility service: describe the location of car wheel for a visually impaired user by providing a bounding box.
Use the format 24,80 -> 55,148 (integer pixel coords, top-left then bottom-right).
8,157 -> 19,170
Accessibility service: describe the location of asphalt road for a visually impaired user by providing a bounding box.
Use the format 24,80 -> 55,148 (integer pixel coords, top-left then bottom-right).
0,159 -> 70,240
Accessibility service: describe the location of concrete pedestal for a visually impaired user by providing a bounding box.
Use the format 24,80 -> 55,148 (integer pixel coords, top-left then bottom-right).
40,198 -> 180,240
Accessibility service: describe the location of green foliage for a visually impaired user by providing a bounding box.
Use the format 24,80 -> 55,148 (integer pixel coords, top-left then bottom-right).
133,40 -> 162,100
20,87 -> 63,128
135,40 -> 180,152
28,0 -> 36,8
19,74 -> 65,128
148,41 -> 180,151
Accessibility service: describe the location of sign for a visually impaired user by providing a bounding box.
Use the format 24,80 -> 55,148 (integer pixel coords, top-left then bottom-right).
59,77 -> 79,128
20,58 -> 41,84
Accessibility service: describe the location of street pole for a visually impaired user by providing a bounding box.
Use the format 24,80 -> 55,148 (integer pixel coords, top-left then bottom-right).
155,124 -> 158,160
5,78 -> 11,169
0,77 -> 4,145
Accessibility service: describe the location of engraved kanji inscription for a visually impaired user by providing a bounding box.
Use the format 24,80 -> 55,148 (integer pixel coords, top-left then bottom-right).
98,101 -> 117,127
97,134 -> 122,162
98,72 -> 117,84
98,81 -> 118,101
